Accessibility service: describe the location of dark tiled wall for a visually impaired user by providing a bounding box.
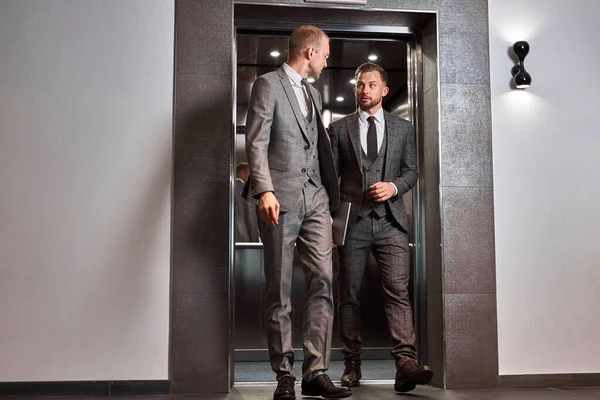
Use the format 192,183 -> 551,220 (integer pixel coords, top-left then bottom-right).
172,0 -> 497,393
171,0 -> 233,394
437,0 -> 498,389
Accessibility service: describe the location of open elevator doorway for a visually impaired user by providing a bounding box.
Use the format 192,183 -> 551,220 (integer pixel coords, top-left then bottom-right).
232,20 -> 425,384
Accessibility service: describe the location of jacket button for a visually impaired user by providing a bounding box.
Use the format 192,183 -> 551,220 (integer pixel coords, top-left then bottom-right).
301,168 -> 306,173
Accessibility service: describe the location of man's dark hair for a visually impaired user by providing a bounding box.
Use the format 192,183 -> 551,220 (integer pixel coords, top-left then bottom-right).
354,62 -> 388,85
236,162 -> 249,175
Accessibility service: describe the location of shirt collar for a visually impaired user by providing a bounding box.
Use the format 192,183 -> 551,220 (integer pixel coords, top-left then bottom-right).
358,107 -> 385,124
283,63 -> 303,86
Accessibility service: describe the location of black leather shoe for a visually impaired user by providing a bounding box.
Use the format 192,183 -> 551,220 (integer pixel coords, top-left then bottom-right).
274,375 -> 296,400
301,374 -> 351,398
340,359 -> 362,387
394,360 -> 433,393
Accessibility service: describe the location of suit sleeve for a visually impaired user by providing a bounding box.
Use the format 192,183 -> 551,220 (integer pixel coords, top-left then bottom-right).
245,76 -> 276,197
327,122 -> 341,177
391,122 -> 419,197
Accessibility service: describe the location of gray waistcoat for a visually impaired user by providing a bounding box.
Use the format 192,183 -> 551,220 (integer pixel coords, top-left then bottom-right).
303,113 -> 322,187
358,129 -> 388,218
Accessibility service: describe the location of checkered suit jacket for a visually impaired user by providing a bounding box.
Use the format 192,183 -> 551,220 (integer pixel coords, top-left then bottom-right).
243,66 -> 339,211
328,110 -> 418,233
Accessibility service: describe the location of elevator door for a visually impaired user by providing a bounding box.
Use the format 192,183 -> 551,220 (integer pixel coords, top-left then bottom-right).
233,31 -> 419,370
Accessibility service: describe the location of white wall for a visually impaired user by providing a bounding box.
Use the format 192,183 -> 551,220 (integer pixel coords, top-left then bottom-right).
489,0 -> 600,375
0,0 -> 174,381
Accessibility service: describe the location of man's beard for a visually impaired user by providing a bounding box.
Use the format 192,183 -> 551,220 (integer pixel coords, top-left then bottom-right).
358,96 -> 381,110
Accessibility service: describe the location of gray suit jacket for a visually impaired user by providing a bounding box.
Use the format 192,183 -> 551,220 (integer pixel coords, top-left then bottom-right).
328,110 -> 418,233
243,66 -> 339,212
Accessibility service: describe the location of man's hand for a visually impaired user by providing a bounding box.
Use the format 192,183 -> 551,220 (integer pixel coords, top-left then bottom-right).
368,182 -> 396,202
258,191 -> 280,226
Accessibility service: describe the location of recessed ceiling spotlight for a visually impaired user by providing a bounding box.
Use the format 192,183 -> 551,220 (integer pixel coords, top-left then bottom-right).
368,54 -> 378,61
307,77 -> 315,83
270,51 -> 280,57
349,79 -> 356,85
336,96 -> 344,102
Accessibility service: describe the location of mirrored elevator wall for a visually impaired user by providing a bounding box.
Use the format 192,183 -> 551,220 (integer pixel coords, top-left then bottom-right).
233,32 -> 417,373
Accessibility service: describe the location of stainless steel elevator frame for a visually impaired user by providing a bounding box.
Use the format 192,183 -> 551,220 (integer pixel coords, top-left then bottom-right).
230,4 -> 435,382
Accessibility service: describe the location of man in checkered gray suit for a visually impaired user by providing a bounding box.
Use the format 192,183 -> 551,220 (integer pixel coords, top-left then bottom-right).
328,63 -> 433,393
243,25 -> 350,400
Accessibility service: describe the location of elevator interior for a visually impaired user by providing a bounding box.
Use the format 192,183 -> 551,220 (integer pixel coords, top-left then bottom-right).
233,23 -> 424,382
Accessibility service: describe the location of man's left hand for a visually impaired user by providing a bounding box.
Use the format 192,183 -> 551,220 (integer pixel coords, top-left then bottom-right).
368,182 -> 396,202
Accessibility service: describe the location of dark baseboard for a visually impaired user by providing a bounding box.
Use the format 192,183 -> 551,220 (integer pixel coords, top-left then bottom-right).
500,373 -> 600,388
0,380 -> 170,396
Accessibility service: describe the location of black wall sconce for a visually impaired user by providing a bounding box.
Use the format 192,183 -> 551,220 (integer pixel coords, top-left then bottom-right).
511,41 -> 532,89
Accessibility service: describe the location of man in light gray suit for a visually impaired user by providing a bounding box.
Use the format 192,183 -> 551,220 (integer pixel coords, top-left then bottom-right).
234,162 -> 259,243
328,63 -> 433,393
244,25 -> 350,400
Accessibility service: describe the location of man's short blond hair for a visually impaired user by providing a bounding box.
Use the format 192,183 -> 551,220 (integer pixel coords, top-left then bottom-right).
288,25 -> 328,59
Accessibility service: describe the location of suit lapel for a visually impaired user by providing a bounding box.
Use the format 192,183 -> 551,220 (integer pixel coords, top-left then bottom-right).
383,111 -> 398,182
277,67 -> 309,143
346,112 -> 363,169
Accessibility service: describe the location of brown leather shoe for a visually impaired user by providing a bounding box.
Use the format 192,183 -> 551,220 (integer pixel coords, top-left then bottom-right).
274,375 -> 295,400
301,374 -> 351,398
340,359 -> 362,387
394,360 -> 433,393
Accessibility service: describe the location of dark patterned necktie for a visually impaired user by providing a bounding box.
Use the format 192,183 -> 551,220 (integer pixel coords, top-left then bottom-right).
300,78 -> 314,123
367,116 -> 378,162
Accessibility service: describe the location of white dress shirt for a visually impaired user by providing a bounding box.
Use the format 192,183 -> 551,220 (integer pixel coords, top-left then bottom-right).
282,63 -> 313,119
358,108 -> 385,155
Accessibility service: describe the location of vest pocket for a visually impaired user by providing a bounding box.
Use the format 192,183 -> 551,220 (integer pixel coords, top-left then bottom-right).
269,158 -> 287,171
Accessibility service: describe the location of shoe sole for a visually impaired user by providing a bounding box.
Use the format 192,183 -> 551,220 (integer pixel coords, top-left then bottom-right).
394,381 -> 416,393
273,394 -> 295,400
394,368 -> 434,393
340,380 -> 360,388
300,390 -> 352,398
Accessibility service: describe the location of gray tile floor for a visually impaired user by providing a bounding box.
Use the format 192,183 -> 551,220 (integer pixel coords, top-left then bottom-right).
2,386 -> 600,399
227,384 -> 600,399
229,360 -> 600,399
